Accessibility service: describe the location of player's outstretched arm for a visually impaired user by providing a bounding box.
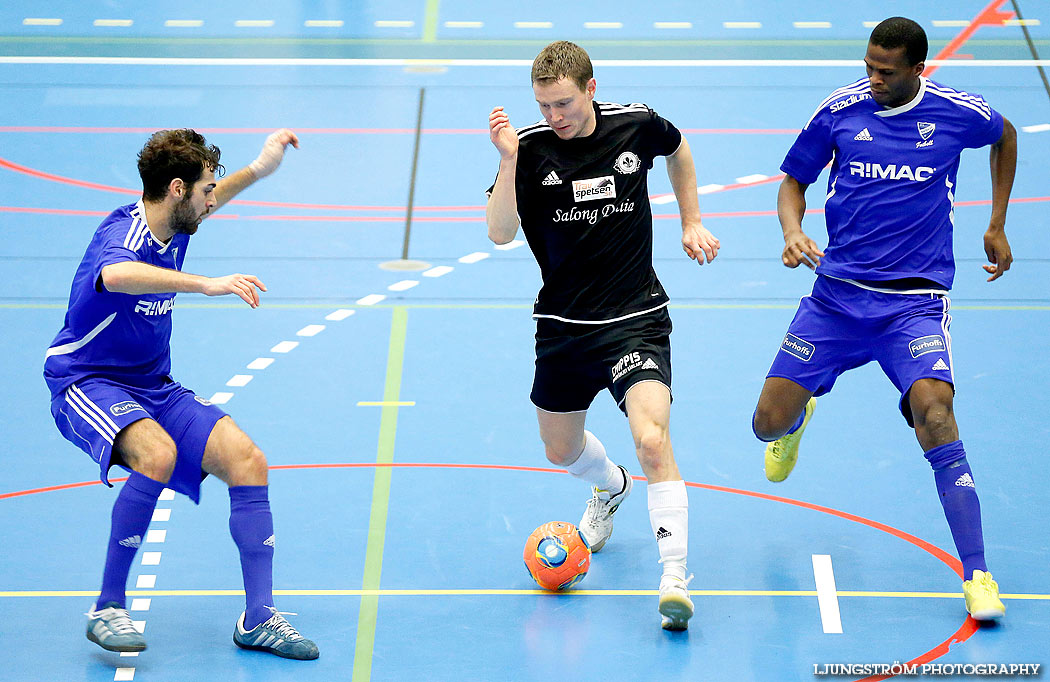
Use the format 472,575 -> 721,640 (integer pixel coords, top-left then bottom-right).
486,106 -> 521,245
210,128 -> 301,212
777,174 -> 824,270
984,117 -> 1017,282
101,261 -> 267,308
666,138 -> 719,265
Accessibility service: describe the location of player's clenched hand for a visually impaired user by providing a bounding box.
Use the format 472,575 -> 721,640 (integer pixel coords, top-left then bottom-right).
982,227 -> 1013,282
489,107 -> 518,160
782,230 -> 824,270
682,223 -> 720,265
203,274 -> 268,308
249,128 -> 300,179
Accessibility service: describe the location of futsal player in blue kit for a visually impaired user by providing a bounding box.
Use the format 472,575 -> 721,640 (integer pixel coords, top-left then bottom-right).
44,128 -> 319,658
751,17 -> 1016,621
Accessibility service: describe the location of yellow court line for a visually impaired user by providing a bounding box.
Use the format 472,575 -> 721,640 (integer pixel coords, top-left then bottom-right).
2,589 -> 1047,599
356,401 -> 415,407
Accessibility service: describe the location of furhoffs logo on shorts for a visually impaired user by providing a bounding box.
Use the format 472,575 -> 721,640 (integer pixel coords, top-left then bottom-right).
780,334 -> 814,362
110,401 -> 144,416
909,335 -> 946,358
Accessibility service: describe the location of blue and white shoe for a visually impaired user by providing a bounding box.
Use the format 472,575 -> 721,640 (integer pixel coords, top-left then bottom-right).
86,602 -> 147,652
233,607 -> 319,660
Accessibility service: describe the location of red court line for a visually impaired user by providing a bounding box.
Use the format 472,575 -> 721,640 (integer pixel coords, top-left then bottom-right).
924,0 -> 1014,78
1,462 -> 976,672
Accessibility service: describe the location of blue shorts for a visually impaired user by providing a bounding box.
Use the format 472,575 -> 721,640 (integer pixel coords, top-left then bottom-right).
767,275 -> 955,426
50,376 -> 227,503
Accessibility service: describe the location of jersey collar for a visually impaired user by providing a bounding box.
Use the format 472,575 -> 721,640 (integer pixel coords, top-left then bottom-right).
134,199 -> 176,254
874,76 -> 927,118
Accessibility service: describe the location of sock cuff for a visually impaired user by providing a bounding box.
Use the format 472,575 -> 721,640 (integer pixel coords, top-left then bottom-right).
565,430 -> 606,475
126,471 -> 165,498
924,440 -> 966,471
229,485 -> 270,509
647,479 -> 687,510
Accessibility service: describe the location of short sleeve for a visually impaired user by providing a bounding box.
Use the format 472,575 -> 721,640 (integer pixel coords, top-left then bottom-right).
780,107 -> 835,185
962,103 -> 1004,150
91,227 -> 140,292
644,109 -> 683,158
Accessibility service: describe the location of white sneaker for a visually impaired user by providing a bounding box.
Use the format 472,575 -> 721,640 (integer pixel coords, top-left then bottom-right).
578,465 -> 632,552
659,574 -> 694,631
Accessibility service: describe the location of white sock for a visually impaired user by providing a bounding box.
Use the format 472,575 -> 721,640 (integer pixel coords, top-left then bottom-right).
648,480 -> 688,581
565,430 -> 623,495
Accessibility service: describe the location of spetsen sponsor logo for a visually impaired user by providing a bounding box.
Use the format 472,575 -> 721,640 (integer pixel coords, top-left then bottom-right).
572,176 -> 616,203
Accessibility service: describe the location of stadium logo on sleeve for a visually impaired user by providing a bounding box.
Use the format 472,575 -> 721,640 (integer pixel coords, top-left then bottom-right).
613,151 -> 641,174
916,121 -> 936,148
572,176 -> 616,202
909,335 -> 946,358
780,334 -> 815,361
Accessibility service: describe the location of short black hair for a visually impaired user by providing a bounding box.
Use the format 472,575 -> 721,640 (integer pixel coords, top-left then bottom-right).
869,17 -> 928,66
137,129 -> 223,202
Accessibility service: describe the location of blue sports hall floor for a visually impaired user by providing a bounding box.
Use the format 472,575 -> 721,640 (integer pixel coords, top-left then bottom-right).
1,1 -> 1047,680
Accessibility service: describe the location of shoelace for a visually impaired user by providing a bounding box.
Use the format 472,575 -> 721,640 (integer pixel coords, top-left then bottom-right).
86,606 -> 138,635
660,573 -> 695,592
262,606 -> 304,641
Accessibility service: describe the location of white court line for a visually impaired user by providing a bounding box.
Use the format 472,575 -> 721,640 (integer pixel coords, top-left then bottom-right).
114,668 -> 135,681
94,19 -> 133,27
141,552 -> 162,566
494,240 -> 525,251
357,294 -> 387,306
736,174 -> 769,184
1004,19 -> 1040,27
699,183 -> 726,194
226,374 -> 253,387
135,575 -> 156,588
208,392 -> 234,404
423,266 -> 453,278
444,21 -> 483,28
933,20 -> 970,27
297,324 -> 326,336
794,21 -> 832,29
388,280 -> 420,291
585,22 -> 623,29
375,20 -> 414,28
651,194 -> 677,204
164,20 -> 203,27
247,357 -> 274,370
151,509 -> 171,522
235,20 -> 275,28
459,252 -> 490,264
145,529 -> 166,543
515,21 -> 553,29
305,20 -> 343,28
1022,123 -> 1050,133
271,341 -> 299,353
325,309 -> 356,321
159,488 -> 175,501
4,57 -> 1049,67
812,554 -> 843,634
130,598 -> 151,611
655,22 -> 692,29
23,18 -> 63,26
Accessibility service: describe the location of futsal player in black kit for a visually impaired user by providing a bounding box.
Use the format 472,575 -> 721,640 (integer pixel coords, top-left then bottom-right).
486,41 -> 720,630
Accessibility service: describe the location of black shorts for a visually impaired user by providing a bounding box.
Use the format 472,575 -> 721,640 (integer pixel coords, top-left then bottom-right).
531,308 -> 673,414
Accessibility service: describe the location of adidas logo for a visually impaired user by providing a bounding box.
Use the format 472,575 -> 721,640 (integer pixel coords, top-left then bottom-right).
641,358 -> 659,371
854,128 -> 874,141
955,473 -> 975,488
118,535 -> 142,549
263,534 -> 276,547
541,170 -> 562,186
932,358 -> 950,371
656,527 -> 672,540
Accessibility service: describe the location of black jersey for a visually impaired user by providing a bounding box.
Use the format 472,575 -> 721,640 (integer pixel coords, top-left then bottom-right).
490,100 -> 682,324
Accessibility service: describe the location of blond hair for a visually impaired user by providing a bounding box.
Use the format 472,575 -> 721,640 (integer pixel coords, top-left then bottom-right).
531,41 -> 593,90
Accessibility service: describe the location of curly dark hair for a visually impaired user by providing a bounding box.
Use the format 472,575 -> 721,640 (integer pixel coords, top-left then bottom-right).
137,129 -> 224,202
869,17 -> 928,66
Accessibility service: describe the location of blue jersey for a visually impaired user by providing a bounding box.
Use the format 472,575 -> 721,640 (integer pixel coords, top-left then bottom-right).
44,201 -> 189,400
781,76 -> 1003,289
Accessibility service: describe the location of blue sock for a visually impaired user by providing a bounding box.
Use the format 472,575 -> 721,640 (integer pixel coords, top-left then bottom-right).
925,441 -> 987,580
98,473 -> 164,608
229,486 -> 275,630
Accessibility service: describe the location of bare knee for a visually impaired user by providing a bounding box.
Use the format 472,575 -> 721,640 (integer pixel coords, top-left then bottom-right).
544,439 -> 581,467
910,389 -> 957,449
752,402 -> 796,441
228,443 -> 268,487
115,424 -> 177,484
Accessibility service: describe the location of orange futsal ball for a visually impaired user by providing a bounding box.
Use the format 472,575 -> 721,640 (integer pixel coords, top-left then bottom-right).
523,521 -> 591,591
